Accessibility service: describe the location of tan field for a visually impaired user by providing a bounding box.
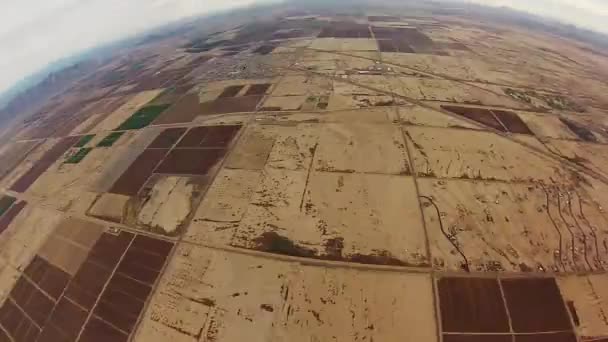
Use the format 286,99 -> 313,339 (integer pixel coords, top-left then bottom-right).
0,4 -> 607,342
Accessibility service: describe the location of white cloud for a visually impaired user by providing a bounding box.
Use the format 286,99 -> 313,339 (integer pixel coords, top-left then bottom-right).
460,0 -> 608,33
0,0 -> 264,94
0,0 -> 607,95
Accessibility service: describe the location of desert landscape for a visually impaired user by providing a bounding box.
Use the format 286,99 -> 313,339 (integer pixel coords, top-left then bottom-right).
0,3 -> 606,341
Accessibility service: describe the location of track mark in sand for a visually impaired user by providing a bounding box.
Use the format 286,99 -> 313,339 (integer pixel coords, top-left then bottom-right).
419,195 -> 470,272
566,191 -> 593,272
541,185 -> 566,271
576,191 -> 604,271
299,142 -> 318,212
556,191 -> 579,271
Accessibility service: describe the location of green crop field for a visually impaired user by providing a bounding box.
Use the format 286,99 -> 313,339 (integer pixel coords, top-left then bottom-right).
65,148 -> 93,164
97,131 -> 125,147
74,134 -> 95,147
0,196 -> 16,216
116,104 -> 170,130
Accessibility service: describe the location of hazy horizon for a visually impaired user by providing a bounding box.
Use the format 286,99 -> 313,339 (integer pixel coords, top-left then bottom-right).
0,0 -> 607,98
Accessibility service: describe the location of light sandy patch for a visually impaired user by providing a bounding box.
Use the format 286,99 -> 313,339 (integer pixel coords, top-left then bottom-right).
314,123 -> 409,174
326,94 -> 401,110
405,126 -> 571,182
266,124 -> 318,171
397,105 -> 479,128
27,134 -> 133,210
558,275 -> 608,338
0,139 -> 58,191
0,205 -> 62,270
87,193 -> 130,223
270,75 -> 333,97
418,178 -> 608,272
344,74 -> 395,93
546,139 -> 608,180
274,265 -> 436,342
134,245 -> 292,342
0,140 -> 39,181
518,113 -> 579,140
186,169 -> 262,246
225,125 -> 276,170
310,38 -> 379,51
0,260 -> 19,303
134,245 -> 437,342
389,77 -> 526,109
137,176 -> 198,236
233,168 -> 428,266
260,96 -> 306,111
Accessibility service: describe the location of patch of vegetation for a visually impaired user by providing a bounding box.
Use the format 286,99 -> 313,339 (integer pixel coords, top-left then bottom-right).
74,134 -> 95,147
97,131 -> 125,147
65,148 -> 93,164
0,196 -> 16,217
504,88 -> 584,112
253,232 -> 317,258
116,104 -> 170,130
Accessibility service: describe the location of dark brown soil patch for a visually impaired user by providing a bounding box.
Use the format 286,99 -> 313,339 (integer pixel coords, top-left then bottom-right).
244,84 -> 272,96
153,94 -> 201,125
218,85 -> 245,98
148,128 -> 187,149
514,332 -> 576,342
155,148 -> 225,175
319,22 -> 371,38
501,278 -> 571,333
443,335 -> 512,342
0,201 -> 26,234
560,118 -> 598,142
109,149 -> 169,196
492,110 -> 533,134
441,105 -> 506,132
438,277 -> 510,333
200,96 -> 262,115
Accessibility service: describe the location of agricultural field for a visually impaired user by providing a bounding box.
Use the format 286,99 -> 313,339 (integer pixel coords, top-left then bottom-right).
0,4 -> 606,342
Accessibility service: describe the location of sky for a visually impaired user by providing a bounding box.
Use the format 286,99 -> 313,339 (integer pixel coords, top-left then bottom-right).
0,0 -> 263,95
0,0 -> 607,95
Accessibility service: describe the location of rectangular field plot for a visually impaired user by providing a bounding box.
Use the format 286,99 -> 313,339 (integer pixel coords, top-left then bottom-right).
10,136 -> 80,193
438,276 -> 574,340
0,140 -> 39,181
197,168 -> 429,266
176,125 -> 241,148
116,104 -> 170,130
147,127 -> 187,148
109,149 -> 168,196
108,125 -> 239,197
418,178 -> 608,272
441,105 -> 506,132
97,131 -> 125,147
133,246 -> 437,342
200,95 -> 263,115
405,126 -> 567,182
155,149 -> 226,175
218,85 -> 245,98
244,83 -> 272,96
152,94 -> 202,124
64,147 -> 93,164
0,225 -> 174,342
318,22 -> 371,38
